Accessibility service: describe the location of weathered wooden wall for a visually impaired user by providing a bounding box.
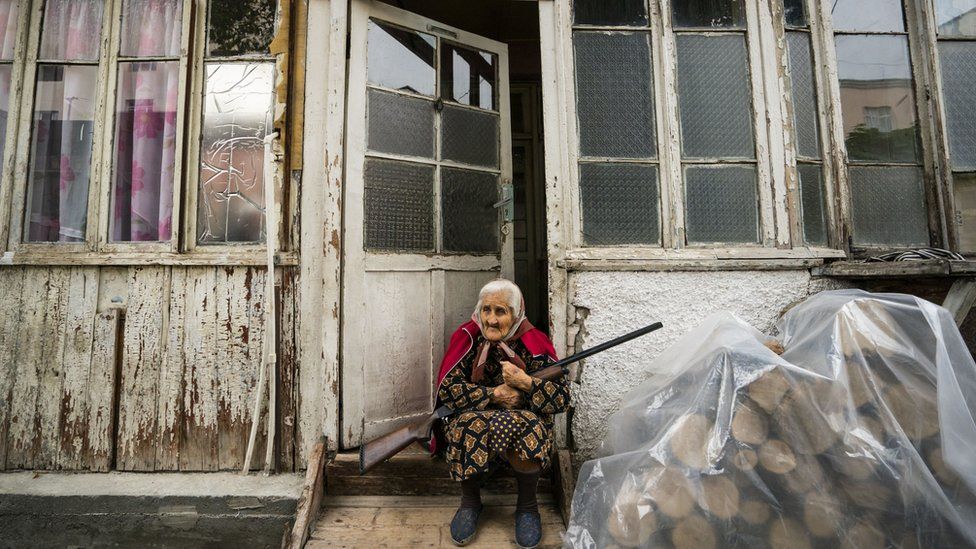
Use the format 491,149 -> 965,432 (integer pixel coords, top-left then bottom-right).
0,265 -> 300,472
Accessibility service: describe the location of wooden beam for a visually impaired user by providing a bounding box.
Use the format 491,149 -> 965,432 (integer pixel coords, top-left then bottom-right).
284,436 -> 330,549
553,448 -> 575,528
942,278 -> 976,326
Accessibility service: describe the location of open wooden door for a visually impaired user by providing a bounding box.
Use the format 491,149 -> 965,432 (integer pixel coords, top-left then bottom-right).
341,0 -> 513,448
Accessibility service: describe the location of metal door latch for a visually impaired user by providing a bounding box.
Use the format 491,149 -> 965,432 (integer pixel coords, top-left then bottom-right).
493,183 -> 514,223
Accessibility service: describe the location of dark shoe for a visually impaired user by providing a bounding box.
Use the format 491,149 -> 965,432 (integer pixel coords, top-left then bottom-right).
514,510 -> 542,549
450,505 -> 482,546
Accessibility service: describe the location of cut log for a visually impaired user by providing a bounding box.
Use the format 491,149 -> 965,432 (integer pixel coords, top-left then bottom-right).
739,499 -> 771,525
773,391 -> 839,454
699,475 -> 740,520
856,414 -> 887,446
927,447 -> 959,487
803,492 -> 844,537
847,366 -> 884,409
764,339 -> 786,355
885,384 -> 939,440
748,368 -> 792,413
671,514 -> 716,549
841,519 -> 886,549
731,400 -> 768,445
831,444 -> 878,481
646,467 -> 695,519
607,482 -> 659,549
729,447 -> 758,472
768,517 -> 812,549
841,480 -> 893,510
670,414 -> 713,469
759,439 -> 796,474
782,454 -> 826,494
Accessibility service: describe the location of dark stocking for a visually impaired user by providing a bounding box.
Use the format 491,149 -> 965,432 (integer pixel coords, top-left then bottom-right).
514,469 -> 541,514
460,475 -> 482,509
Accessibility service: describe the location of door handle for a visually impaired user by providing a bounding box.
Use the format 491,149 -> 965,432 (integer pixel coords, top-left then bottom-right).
493,183 -> 514,223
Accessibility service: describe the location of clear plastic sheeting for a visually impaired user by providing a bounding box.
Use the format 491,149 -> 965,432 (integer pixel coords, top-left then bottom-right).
564,290 -> 976,548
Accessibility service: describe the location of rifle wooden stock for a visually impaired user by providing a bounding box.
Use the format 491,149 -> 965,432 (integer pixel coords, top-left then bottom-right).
358,321 -> 663,475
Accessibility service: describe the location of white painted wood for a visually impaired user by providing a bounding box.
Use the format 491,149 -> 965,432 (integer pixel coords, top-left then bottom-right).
56,267 -> 99,470
5,266 -> 48,468
942,278 -> 976,326
87,309 -> 120,471
157,266 -> 186,470
340,0 -> 511,448
0,2 -> 33,251
2,249 -> 300,266
0,267 -> 26,467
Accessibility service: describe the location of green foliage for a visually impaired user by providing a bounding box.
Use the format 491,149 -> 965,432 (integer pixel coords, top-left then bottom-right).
845,124 -> 919,163
208,0 -> 277,56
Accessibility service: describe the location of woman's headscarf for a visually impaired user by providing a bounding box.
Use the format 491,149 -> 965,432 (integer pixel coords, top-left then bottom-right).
471,279 -> 526,341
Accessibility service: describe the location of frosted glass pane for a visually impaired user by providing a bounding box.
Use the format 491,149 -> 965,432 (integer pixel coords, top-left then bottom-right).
685,165 -> 758,243
0,1 -> 20,60
831,0 -> 905,32
573,0 -> 647,26
787,32 -> 820,159
367,89 -> 434,158
364,159 -> 434,251
111,61 -> 179,242
939,42 -> 976,171
579,163 -> 659,245
673,0 -> 746,28
955,173 -> 976,252
207,0 -> 276,56
849,166 -> 928,246
441,105 -> 498,168
574,32 -> 656,159
440,44 -> 495,110
441,168 -> 499,253
936,0 -> 976,35
798,164 -> 827,245
121,0 -> 183,57
25,64 -> 98,242
835,35 -> 919,163
197,63 -> 274,244
40,0 -> 105,60
367,20 -> 435,96
676,35 -> 754,159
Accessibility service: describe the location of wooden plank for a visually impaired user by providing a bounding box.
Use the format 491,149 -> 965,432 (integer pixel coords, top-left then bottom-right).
285,436 -> 328,549
216,266 -> 252,470
88,310 -> 121,471
156,267 -> 186,470
35,268 -> 71,469
57,267 -> 100,470
277,268 -> 299,472
554,448 -> 574,527
0,266 -> 26,468
246,267 -> 269,471
5,250 -> 301,267
5,267 -> 50,469
116,267 -> 167,471
942,278 -> 976,326
813,260 -> 952,278
180,267 -> 219,471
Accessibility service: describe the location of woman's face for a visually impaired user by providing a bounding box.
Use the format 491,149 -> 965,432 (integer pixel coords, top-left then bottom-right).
480,292 -> 513,342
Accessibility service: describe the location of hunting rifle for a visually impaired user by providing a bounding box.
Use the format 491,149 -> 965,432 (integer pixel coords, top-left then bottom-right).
358,321 -> 664,474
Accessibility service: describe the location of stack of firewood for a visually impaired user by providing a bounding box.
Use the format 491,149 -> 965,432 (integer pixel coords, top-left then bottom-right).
603,338 -> 969,549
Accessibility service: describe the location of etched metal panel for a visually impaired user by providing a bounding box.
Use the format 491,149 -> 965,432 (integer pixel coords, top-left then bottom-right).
849,166 -> 928,246
573,32 -> 656,159
364,158 -> 434,251
367,20 -> 435,96
441,168 -> 499,253
441,105 -> 498,168
684,165 -> 759,243
579,163 -> 659,245
831,0 -> 906,32
673,0 -> 746,28
797,163 -> 827,245
573,0 -> 647,26
787,32 -> 821,159
939,42 -> 976,171
676,35 -> 754,159
367,89 -> 435,159
936,0 -> 976,35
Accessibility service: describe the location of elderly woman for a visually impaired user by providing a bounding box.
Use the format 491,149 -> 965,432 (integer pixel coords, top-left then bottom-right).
432,279 -> 570,548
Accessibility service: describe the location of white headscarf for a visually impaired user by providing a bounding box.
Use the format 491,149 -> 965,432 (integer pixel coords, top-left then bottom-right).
471,279 -> 526,341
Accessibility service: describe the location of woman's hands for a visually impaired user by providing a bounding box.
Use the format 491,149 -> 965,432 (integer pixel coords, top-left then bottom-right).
491,384 -> 522,409
502,361 -> 534,392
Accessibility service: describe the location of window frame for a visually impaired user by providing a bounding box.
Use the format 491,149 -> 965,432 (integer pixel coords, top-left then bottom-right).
0,0 -> 291,265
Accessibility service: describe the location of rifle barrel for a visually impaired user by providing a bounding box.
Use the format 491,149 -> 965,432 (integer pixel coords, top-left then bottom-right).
549,321 -> 663,369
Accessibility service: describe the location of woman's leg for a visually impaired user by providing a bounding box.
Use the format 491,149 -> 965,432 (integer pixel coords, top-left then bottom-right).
506,449 -> 543,549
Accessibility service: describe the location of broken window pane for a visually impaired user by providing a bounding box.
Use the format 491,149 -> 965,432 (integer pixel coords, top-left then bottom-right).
367,20 -> 435,96
367,89 -> 435,158
783,0 -> 808,27
121,0 -> 183,57
835,35 -> 919,163
579,162 -> 659,245
441,43 -> 495,110
25,64 -> 98,242
830,0 -> 905,32
573,0 -> 647,26
849,166 -> 928,246
441,105 -> 498,168
207,0 -> 276,57
936,0 -> 976,36
110,61 -> 179,242
574,32 -> 656,159
672,0 -> 746,28
197,63 -> 274,244
676,34 -> 754,159
364,158 -> 434,251
787,32 -> 820,159
40,0 -> 105,61
955,172 -> 976,252
938,41 -> 976,171
797,163 -> 827,245
684,165 -> 759,243
0,0 -> 20,60
441,167 -> 499,253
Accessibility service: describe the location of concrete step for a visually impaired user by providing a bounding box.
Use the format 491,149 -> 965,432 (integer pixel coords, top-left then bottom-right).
327,444 -> 552,497
307,495 -> 565,549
